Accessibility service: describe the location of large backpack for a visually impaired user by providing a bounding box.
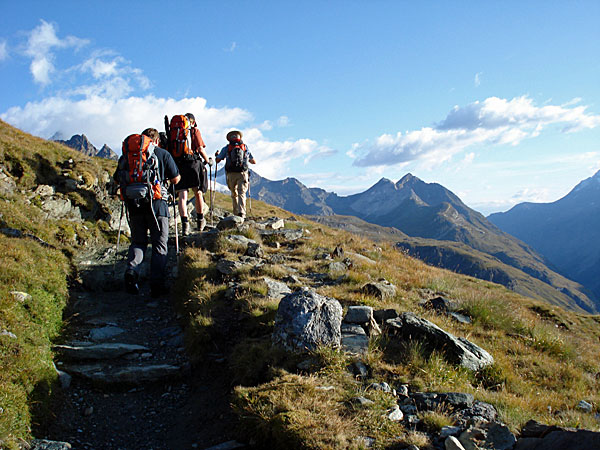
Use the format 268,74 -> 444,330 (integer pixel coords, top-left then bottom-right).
116,134 -> 162,202
167,115 -> 194,159
226,142 -> 248,173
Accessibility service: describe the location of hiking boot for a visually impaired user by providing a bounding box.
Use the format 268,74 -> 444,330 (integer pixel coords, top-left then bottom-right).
181,218 -> 190,236
124,270 -> 139,295
151,282 -> 169,298
197,215 -> 206,232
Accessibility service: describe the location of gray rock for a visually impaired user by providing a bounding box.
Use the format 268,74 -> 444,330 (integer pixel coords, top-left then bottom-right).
485,423 -> 517,450
64,363 -> 182,384
56,369 -> 72,389
350,396 -> 375,407
246,242 -> 264,258
341,323 -> 366,335
328,261 -> 348,273
344,305 -> 374,324
412,392 -> 441,411
217,215 -> 245,230
400,404 -> 418,415
349,361 -> 370,379
263,277 -> 292,299
420,296 -> 458,313
10,291 -> 31,303
519,420 -> 563,438
514,429 -> 600,450
449,312 -> 472,324
577,400 -> 594,413
216,258 -> 245,275
1,329 -> 17,339
368,382 -> 392,393
459,401 -> 498,423
386,313 -> 494,371
440,392 -> 475,410
259,228 -> 303,241
346,251 -> 377,265
0,169 -> 17,195
54,343 -> 149,360
225,234 -> 257,247
341,333 -> 369,355
272,288 -> 342,352
441,426 -> 463,438
374,308 -> 399,324
29,439 -> 72,449
388,405 -> 404,421
262,218 -> 285,230
362,280 -> 397,300
397,384 -> 409,398
89,326 -> 125,341
33,184 -> 56,197
445,436 -> 466,450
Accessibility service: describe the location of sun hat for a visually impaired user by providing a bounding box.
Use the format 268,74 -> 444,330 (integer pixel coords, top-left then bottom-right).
226,130 -> 243,141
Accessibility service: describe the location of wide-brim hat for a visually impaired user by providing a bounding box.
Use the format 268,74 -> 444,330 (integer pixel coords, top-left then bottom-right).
227,130 -> 243,141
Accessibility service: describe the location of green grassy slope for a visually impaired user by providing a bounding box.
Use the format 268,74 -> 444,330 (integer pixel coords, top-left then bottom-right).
0,120 -> 117,448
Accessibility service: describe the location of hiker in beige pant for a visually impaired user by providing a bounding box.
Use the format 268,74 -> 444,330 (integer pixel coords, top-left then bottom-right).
215,130 -> 256,219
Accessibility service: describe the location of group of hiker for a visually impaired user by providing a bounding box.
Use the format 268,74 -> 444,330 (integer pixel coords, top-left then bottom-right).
114,114 -> 256,297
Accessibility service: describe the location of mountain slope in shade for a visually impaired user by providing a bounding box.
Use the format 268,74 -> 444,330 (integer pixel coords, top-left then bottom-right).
248,172 -> 597,312
489,170 -> 600,300
96,144 -> 118,160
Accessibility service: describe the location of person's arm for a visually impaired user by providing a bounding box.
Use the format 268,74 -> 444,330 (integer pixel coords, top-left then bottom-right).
171,174 -> 181,185
198,148 -> 210,164
247,148 -> 256,164
215,146 -> 227,163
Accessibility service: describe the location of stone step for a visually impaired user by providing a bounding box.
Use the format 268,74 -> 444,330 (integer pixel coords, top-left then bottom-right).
54,343 -> 149,360
63,363 -> 184,384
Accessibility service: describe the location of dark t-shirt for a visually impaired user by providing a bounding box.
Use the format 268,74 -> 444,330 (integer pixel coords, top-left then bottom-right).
117,146 -> 179,217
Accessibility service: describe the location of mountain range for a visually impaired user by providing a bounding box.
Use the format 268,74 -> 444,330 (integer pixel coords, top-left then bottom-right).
489,170 -> 600,302
247,171 -> 597,313
52,133 -> 118,160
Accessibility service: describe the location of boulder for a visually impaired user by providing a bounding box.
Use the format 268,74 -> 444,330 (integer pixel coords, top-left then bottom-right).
374,308 -> 399,324
459,422 -> 516,450
362,280 -> 397,300
346,251 -> 377,265
225,234 -> 257,247
328,261 -> 348,273
246,242 -> 264,258
29,439 -> 72,450
459,401 -> 498,423
217,215 -> 245,230
514,430 -> 600,450
272,288 -> 343,352
386,313 -> 494,371
216,258 -> 245,275
263,277 -> 292,299
0,168 -> 17,195
344,305 -> 374,324
89,326 -> 125,341
341,333 -> 369,354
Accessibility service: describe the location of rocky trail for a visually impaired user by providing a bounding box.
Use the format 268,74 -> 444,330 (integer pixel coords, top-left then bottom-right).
33,231 -> 243,450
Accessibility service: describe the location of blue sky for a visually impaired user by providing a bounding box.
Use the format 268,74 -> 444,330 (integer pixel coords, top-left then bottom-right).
1,1 -> 599,214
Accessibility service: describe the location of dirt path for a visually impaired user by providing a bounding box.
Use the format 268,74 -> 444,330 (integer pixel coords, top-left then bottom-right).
36,239 -> 242,449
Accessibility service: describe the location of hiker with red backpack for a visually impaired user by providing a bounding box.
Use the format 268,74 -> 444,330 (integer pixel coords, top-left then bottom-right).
114,128 -> 180,297
165,113 -> 210,235
215,130 -> 256,220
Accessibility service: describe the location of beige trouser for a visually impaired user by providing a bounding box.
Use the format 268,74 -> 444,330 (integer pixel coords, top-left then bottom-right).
226,171 -> 249,217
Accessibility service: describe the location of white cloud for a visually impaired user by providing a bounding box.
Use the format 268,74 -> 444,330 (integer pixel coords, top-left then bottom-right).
226,42 -> 237,52
474,72 -> 482,87
277,115 -> 290,127
0,40 -> 8,61
24,20 -> 88,85
353,96 -> 600,168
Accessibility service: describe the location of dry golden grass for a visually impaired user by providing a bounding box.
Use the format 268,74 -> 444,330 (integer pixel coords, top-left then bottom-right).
172,193 -> 600,447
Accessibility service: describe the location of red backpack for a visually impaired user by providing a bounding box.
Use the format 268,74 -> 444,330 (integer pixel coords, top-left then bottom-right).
167,115 -> 193,159
116,134 -> 162,201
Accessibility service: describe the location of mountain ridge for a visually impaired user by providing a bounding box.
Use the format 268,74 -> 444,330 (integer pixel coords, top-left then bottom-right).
53,133 -> 118,160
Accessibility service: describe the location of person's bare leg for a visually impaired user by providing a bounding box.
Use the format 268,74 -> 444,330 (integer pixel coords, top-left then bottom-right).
178,189 -> 190,235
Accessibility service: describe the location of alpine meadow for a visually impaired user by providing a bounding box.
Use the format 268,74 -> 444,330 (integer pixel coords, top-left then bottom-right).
1,2 -> 600,449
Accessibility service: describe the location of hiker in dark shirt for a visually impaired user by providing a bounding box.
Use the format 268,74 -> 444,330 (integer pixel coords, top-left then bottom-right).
174,113 -> 210,234
117,128 -> 180,297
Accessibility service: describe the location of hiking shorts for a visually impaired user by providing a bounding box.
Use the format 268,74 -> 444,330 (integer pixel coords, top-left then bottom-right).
174,159 -> 207,193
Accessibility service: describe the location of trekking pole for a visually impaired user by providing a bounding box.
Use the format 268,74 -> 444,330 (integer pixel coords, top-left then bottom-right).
208,157 -> 214,227
248,170 -> 252,217
112,200 -> 124,274
171,184 -> 180,263
212,160 -> 218,223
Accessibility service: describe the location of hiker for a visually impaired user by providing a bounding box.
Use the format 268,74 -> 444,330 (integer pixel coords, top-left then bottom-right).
172,113 -> 210,235
215,130 -> 256,219
115,127 -> 180,297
